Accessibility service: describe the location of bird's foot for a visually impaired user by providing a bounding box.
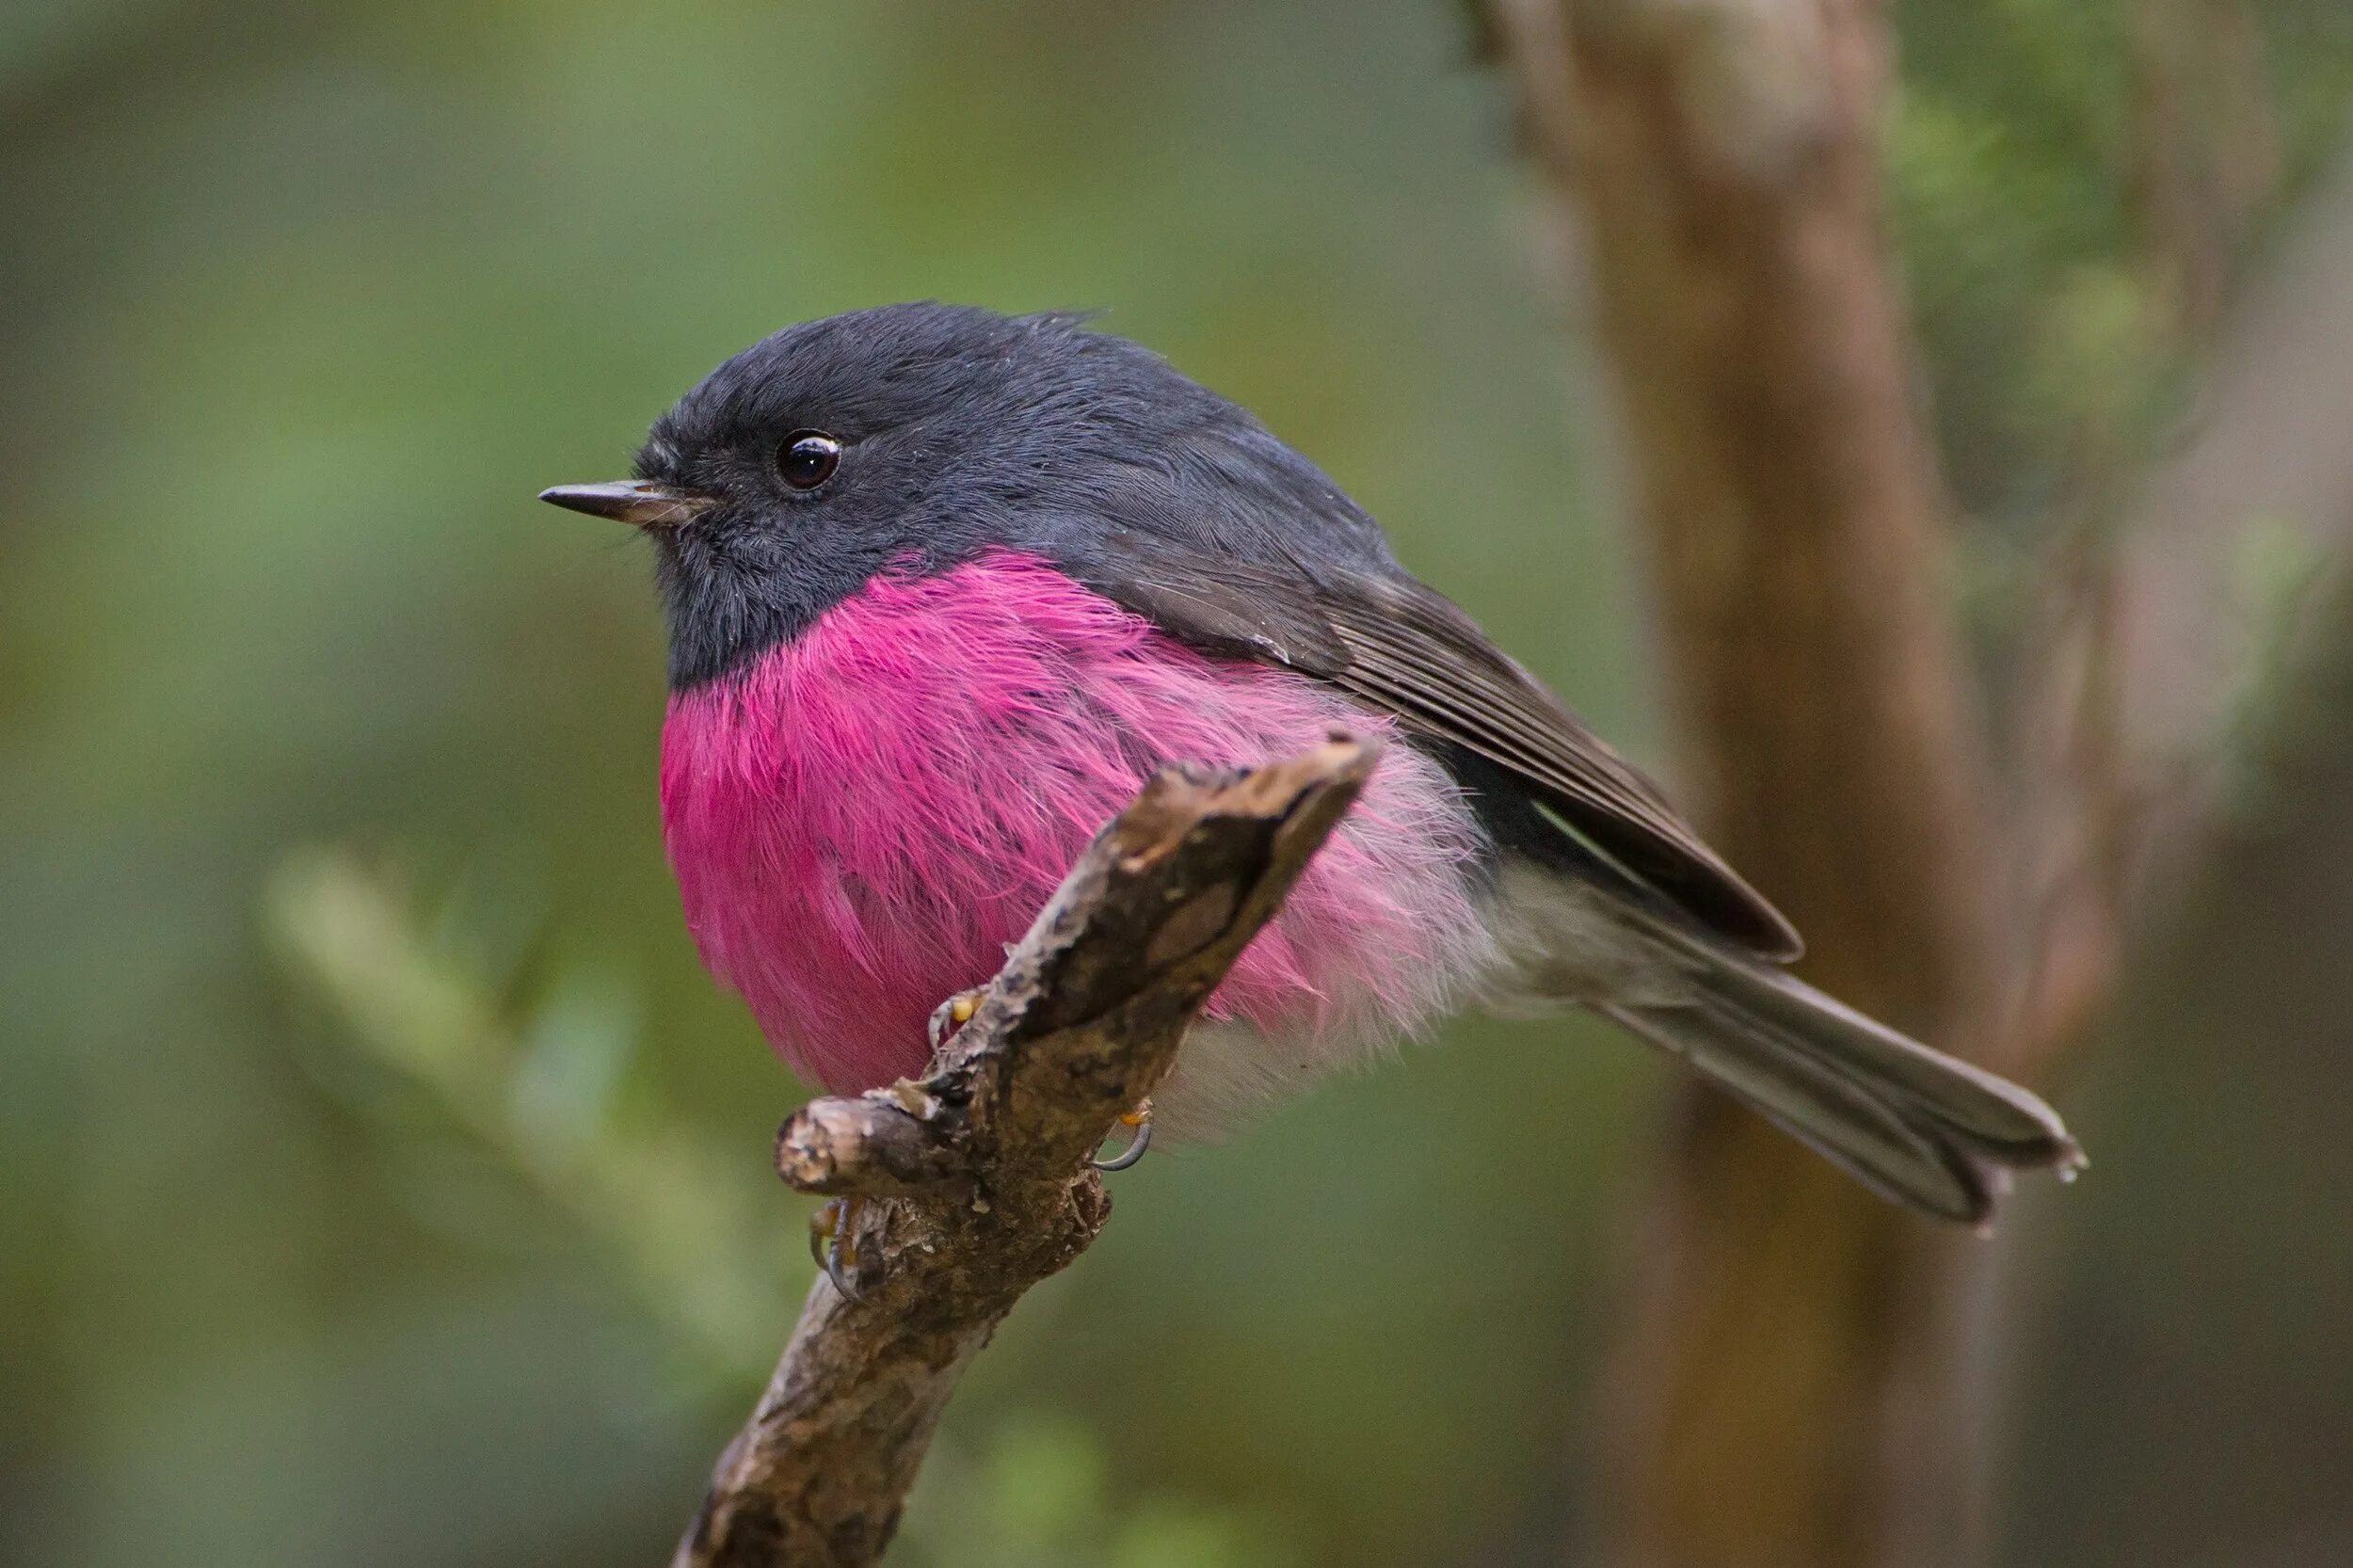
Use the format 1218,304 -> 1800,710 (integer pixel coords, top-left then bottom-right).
808,1195 -> 868,1300
1089,1098 -> 1154,1172
926,988 -> 985,1053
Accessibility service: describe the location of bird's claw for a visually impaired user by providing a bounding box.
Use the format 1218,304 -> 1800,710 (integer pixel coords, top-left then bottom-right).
926,988 -> 985,1053
1090,1099 -> 1154,1172
808,1196 -> 866,1301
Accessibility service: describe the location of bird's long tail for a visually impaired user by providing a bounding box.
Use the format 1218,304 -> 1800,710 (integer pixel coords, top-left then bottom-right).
1600,951 -> 2082,1223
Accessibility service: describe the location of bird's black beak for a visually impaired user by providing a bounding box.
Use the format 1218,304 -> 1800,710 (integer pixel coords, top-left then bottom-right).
537,480 -> 715,529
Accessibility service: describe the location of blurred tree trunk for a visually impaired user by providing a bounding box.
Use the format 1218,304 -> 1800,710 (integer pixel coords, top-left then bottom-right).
1481,0 -> 2325,1564
1487,3 -> 2004,1565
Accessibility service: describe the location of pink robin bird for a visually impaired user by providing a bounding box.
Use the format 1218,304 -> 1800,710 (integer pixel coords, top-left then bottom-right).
542,303 -> 2078,1241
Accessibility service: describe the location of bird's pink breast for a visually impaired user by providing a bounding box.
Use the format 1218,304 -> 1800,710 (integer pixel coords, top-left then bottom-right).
659,550 -> 1490,1098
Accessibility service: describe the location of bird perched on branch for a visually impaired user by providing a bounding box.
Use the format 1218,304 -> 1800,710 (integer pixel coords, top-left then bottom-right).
544,303 -> 2079,1225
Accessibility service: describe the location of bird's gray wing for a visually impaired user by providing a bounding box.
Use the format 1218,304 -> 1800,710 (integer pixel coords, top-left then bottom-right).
1080,536 -> 1803,961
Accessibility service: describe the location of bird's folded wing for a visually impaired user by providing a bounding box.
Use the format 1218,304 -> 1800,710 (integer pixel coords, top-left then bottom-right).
1086,536 -> 1803,961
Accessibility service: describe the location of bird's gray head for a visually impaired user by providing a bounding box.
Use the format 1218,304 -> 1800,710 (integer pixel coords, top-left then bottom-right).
540,303 -> 1391,688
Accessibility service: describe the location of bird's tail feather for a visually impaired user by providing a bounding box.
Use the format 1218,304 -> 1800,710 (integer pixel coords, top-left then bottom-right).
1601,956 -> 2082,1224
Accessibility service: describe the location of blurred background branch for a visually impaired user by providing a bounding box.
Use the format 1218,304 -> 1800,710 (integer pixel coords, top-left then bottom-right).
266,849 -> 786,1386
1485,3 -> 2010,1561
1484,0 -> 2353,1564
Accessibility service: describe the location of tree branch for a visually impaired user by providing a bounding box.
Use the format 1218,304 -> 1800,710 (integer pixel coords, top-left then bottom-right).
670,735 -> 1379,1568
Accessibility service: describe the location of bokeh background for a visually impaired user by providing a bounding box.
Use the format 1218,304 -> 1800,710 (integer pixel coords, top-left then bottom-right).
6,2 -> 2353,1565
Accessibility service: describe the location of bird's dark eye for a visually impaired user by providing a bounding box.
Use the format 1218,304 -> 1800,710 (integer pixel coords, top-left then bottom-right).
776,431 -> 842,490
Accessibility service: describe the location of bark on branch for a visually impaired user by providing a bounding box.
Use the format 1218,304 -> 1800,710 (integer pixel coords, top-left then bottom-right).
670,735 -> 1379,1568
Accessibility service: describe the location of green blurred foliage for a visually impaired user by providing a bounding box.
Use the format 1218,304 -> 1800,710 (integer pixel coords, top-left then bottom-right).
1892,0 -> 2353,523
3,2 -> 2351,1566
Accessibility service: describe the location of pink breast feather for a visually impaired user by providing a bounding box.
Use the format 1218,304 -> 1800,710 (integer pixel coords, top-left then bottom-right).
660,549 -> 1492,1104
